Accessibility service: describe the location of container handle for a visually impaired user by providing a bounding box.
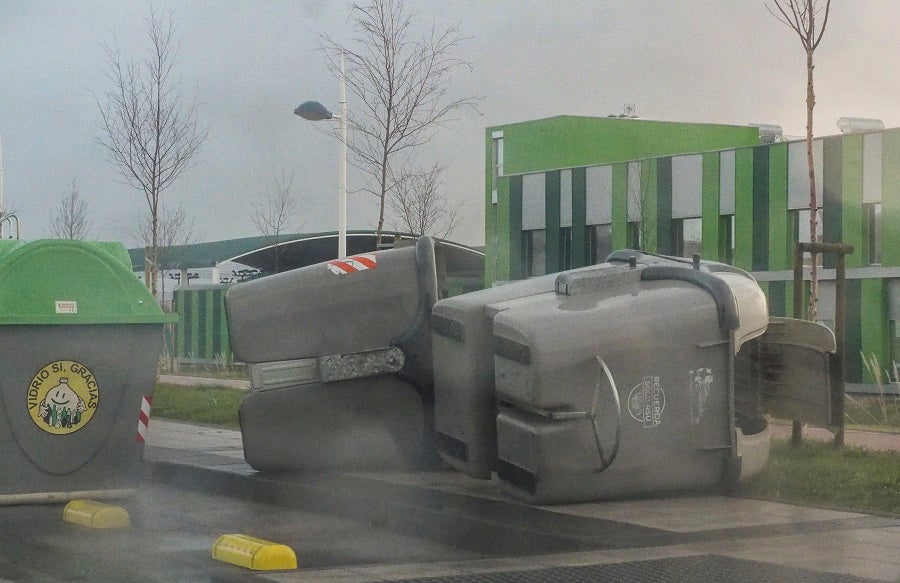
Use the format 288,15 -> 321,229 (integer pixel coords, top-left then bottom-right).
591,356 -> 621,472
542,357 -> 621,470
548,357 -> 620,470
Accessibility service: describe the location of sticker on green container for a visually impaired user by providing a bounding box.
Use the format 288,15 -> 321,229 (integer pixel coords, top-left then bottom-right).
27,361 -> 100,435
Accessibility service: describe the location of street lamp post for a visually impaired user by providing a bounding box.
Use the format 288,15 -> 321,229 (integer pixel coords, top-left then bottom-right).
294,53 -> 348,259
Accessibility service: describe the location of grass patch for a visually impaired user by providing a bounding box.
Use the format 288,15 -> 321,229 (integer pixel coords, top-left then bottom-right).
845,395 -> 900,432
736,439 -> 900,516
851,353 -> 900,431
152,383 -> 244,428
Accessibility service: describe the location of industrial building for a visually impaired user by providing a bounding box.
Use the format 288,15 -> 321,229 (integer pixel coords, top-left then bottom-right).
484,115 -> 899,383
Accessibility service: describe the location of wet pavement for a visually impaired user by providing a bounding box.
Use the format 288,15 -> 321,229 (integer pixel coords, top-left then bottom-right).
140,419 -> 900,582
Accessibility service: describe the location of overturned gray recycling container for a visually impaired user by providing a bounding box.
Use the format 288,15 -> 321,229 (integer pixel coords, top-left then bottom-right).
431,252 -> 728,479
226,237 -> 439,471
431,262 -> 635,479
432,272 -> 561,478
0,240 -> 173,504
490,251 -> 835,504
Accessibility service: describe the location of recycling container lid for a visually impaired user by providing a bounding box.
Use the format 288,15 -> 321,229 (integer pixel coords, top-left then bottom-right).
0,239 -> 176,325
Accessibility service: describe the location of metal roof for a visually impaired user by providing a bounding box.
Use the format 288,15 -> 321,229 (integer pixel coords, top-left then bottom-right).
128,231 -> 484,276
128,234 -> 300,271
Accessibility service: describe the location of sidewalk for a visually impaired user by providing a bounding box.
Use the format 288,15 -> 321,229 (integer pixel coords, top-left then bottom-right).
157,373 -> 250,390
159,374 -> 900,451
156,374 -> 900,452
144,418 -> 900,582
769,422 -> 900,451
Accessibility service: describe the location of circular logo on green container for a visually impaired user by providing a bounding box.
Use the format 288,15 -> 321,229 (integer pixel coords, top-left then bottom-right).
27,360 -> 99,435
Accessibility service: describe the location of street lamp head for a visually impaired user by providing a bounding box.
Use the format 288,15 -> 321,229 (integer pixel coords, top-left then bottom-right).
294,101 -> 333,121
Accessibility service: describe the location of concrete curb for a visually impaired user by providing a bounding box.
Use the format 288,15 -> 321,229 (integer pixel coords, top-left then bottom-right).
157,374 -> 250,390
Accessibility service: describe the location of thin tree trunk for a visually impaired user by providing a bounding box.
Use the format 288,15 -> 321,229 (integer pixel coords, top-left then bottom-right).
151,195 -> 159,299
376,150 -> 389,248
806,41 -> 818,322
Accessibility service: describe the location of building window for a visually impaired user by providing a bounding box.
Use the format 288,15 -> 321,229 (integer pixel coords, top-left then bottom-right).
795,209 -> 823,266
674,218 -> 702,259
720,215 -> 735,265
559,227 -> 572,272
523,229 -> 546,277
866,202 -> 882,265
491,134 -> 504,183
795,208 -> 823,242
626,221 -> 642,250
588,224 -> 613,264
490,132 -> 504,206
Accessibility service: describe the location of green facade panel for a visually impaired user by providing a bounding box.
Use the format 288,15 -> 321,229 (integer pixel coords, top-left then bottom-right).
655,158 -> 673,255
571,168 -> 587,266
767,143 -> 790,271
768,281 -> 787,318
509,176 -> 523,280
733,148 -> 755,271
751,146 -> 770,271
881,130 -> 900,266
845,280 -> 863,383
174,285 -> 232,364
840,135 -> 865,269
495,116 -> 759,175
611,163 -> 629,250
545,171 -> 562,274
701,152 -> 721,261
822,136 -> 844,269
860,278 -> 890,382
639,159 -> 659,253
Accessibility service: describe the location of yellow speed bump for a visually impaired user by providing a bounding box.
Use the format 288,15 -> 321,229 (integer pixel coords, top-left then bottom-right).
63,499 -> 131,529
212,534 -> 297,571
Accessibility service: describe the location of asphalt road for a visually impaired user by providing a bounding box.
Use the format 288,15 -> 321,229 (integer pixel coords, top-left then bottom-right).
0,481 -> 480,582
4,417 -> 895,583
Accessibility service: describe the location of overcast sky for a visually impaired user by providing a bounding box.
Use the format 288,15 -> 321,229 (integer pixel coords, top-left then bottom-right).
2,1 -> 899,247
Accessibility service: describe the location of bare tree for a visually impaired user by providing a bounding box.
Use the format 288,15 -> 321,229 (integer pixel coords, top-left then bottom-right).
388,164 -> 458,238
252,170 -> 301,274
768,0 -> 831,321
96,7 -> 206,298
321,0 -> 476,246
135,204 -> 194,308
50,180 -> 91,240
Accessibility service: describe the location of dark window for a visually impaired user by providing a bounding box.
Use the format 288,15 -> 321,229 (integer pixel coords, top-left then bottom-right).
720,215 -> 734,265
795,209 -> 823,266
867,203 -> 882,265
588,224 -> 613,264
626,221 -> 642,250
559,227 -> 572,271
674,218 -> 702,259
523,229 -> 546,277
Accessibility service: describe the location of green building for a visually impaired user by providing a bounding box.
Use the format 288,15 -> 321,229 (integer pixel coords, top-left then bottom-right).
485,115 -> 899,383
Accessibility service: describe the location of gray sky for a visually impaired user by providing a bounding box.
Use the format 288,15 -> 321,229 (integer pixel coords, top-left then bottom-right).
2,1 -> 899,247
